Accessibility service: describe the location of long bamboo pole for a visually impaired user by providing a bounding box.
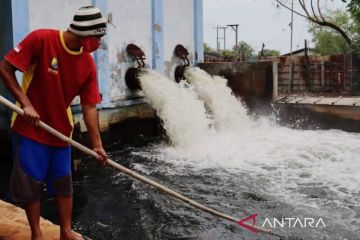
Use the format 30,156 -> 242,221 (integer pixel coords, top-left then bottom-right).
0,95 -> 283,238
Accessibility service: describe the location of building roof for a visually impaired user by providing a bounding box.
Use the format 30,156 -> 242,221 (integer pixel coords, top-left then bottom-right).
281,48 -> 315,56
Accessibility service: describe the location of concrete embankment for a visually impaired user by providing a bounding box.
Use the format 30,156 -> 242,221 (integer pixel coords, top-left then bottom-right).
0,200 -> 60,240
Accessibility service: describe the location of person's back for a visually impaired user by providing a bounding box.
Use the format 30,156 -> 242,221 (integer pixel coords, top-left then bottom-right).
7,29 -> 100,147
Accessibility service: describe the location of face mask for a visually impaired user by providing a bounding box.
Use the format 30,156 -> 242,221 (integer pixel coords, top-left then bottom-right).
80,37 -> 100,52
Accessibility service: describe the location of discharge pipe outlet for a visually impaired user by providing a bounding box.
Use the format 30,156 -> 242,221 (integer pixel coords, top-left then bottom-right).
174,44 -> 190,83
125,44 -> 146,90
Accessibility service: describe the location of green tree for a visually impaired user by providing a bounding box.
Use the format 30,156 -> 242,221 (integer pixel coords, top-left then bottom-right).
233,41 -> 254,61
342,0 -> 360,21
259,49 -> 280,57
308,10 -> 357,54
222,49 -> 234,57
203,43 -> 213,53
342,0 -> 360,51
276,0 -> 352,47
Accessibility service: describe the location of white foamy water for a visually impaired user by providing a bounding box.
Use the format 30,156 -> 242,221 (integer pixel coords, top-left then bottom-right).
139,70 -> 213,148
184,67 -> 252,130
138,69 -> 360,196
151,125 -> 360,190
132,121 -> 360,235
135,69 -> 360,235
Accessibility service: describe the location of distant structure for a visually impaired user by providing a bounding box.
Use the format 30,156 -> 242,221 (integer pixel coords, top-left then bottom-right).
204,52 -> 223,62
281,48 -> 316,57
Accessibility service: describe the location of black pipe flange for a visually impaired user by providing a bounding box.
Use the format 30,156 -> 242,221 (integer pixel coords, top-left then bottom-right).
174,44 -> 190,82
125,67 -> 142,90
125,44 -> 146,90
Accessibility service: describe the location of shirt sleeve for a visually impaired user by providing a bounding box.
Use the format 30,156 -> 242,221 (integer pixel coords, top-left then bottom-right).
79,59 -> 101,105
4,30 -> 40,72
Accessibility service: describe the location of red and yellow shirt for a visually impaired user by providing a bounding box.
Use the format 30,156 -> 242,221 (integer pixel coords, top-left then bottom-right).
5,29 -> 101,146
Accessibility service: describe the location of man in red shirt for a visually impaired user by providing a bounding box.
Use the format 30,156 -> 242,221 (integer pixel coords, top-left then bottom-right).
0,6 -> 108,240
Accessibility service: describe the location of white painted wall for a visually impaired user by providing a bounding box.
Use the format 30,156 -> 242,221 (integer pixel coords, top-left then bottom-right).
29,0 -> 91,30
163,0 -> 194,81
107,0 -> 152,101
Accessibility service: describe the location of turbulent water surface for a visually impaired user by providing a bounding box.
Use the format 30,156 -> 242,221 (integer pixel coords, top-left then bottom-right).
64,69 -> 360,240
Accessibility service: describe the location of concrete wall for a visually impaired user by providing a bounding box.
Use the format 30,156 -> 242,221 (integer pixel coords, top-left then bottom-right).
163,0 -> 194,81
275,55 -> 347,94
0,0 -> 13,108
28,0 -> 91,29
198,62 -> 274,110
0,0 -> 14,155
276,104 -> 360,132
107,0 -> 152,103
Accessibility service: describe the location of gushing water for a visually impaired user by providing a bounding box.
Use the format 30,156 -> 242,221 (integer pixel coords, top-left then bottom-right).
184,67 -> 252,130
139,70 -> 213,148
133,68 -> 360,238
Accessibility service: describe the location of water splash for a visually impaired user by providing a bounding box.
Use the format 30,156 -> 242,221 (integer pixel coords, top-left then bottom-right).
138,69 -> 360,197
135,68 -> 360,236
184,67 -> 252,130
139,70 -> 213,149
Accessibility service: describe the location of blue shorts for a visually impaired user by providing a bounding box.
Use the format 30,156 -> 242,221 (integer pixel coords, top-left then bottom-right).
10,132 -> 73,202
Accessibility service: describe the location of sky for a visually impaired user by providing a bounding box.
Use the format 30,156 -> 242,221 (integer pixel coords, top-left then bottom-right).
203,0 -> 347,54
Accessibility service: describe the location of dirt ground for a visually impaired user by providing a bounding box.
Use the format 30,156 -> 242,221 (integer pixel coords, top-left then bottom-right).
0,200 -> 60,240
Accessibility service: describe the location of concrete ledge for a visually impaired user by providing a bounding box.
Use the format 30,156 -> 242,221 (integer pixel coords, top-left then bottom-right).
73,103 -> 156,133
277,96 -> 360,106
275,103 -> 360,132
0,200 -> 60,240
276,96 -> 360,121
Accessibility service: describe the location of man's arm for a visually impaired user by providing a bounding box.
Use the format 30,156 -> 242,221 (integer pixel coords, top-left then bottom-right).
0,59 -> 39,125
82,104 -> 107,165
